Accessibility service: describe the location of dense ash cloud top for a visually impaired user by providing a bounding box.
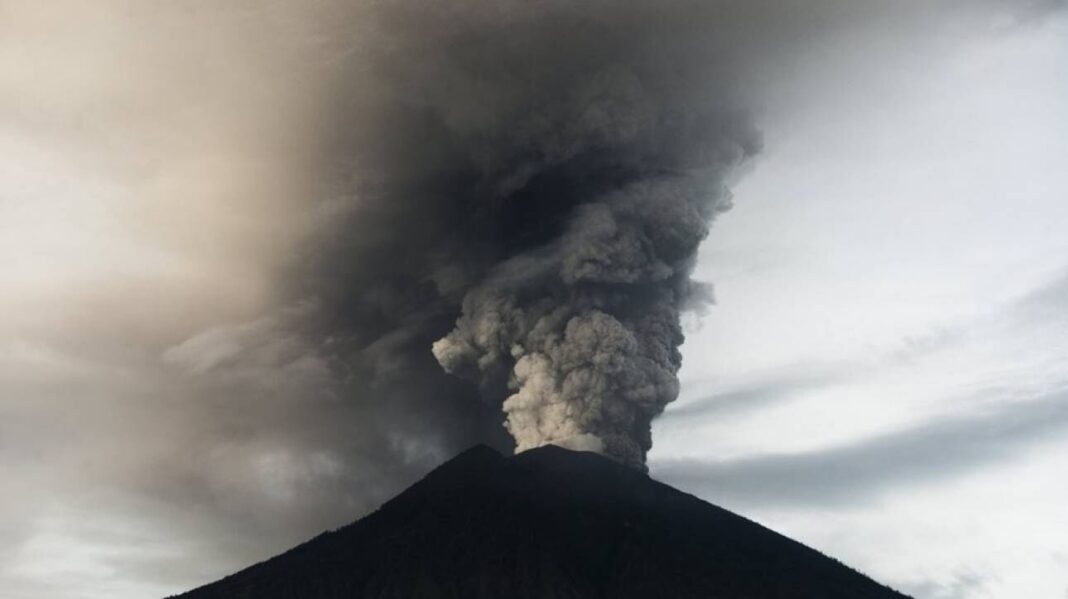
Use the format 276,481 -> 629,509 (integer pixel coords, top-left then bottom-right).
302,1 -> 760,467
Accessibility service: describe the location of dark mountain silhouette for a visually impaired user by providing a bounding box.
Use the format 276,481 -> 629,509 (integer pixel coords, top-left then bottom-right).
171,444 -> 911,599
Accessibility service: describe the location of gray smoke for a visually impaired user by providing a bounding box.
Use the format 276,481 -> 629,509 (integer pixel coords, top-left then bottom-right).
298,0 -> 1054,468
432,176 -> 747,468
297,0 -> 760,469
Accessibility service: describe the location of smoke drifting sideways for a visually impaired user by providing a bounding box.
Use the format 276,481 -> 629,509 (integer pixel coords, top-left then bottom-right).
295,0 -> 762,469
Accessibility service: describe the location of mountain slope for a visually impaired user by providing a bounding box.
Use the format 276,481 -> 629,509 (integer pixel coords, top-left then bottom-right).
172,444 -> 910,599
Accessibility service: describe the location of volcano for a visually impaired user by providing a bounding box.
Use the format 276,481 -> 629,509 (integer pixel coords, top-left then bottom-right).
171,444 -> 910,598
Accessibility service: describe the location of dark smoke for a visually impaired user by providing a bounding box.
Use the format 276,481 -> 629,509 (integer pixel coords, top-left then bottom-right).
296,0 -> 760,468
295,0 -> 1060,468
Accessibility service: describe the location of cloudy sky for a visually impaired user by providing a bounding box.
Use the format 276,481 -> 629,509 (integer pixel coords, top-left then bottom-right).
654,11 -> 1068,597
1,2 -> 1066,598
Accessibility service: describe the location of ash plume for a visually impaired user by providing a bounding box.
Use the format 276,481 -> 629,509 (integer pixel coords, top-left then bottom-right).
300,0 -> 1057,468
302,0 -> 760,469
431,175 -> 749,468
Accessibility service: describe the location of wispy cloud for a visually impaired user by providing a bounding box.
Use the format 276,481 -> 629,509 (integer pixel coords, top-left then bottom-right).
653,386 -> 1068,508
666,366 -> 860,421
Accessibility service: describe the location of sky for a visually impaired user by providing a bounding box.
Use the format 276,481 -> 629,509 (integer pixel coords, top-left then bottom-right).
1,2 -> 1066,598
653,12 -> 1068,597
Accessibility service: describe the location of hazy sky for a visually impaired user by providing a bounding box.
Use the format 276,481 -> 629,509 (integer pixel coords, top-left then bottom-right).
1,2 -> 1066,598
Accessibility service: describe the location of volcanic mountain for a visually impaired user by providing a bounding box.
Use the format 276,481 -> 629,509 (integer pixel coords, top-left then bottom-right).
171,444 -> 910,598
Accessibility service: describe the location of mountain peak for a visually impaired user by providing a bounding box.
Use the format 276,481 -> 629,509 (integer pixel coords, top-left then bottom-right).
173,445 -> 911,598
430,443 -> 505,474
452,442 -> 504,461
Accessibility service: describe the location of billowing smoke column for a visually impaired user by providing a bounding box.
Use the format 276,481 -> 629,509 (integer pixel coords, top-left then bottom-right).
306,1 -> 761,469
420,12 -> 763,469
432,175 -> 743,468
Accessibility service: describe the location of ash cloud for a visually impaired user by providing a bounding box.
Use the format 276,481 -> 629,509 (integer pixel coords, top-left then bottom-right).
293,0 -> 1060,467
300,0 -> 761,468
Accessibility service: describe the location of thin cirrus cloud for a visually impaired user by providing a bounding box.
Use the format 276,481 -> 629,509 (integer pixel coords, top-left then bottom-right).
655,267 -> 1068,507
652,385 -> 1068,508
